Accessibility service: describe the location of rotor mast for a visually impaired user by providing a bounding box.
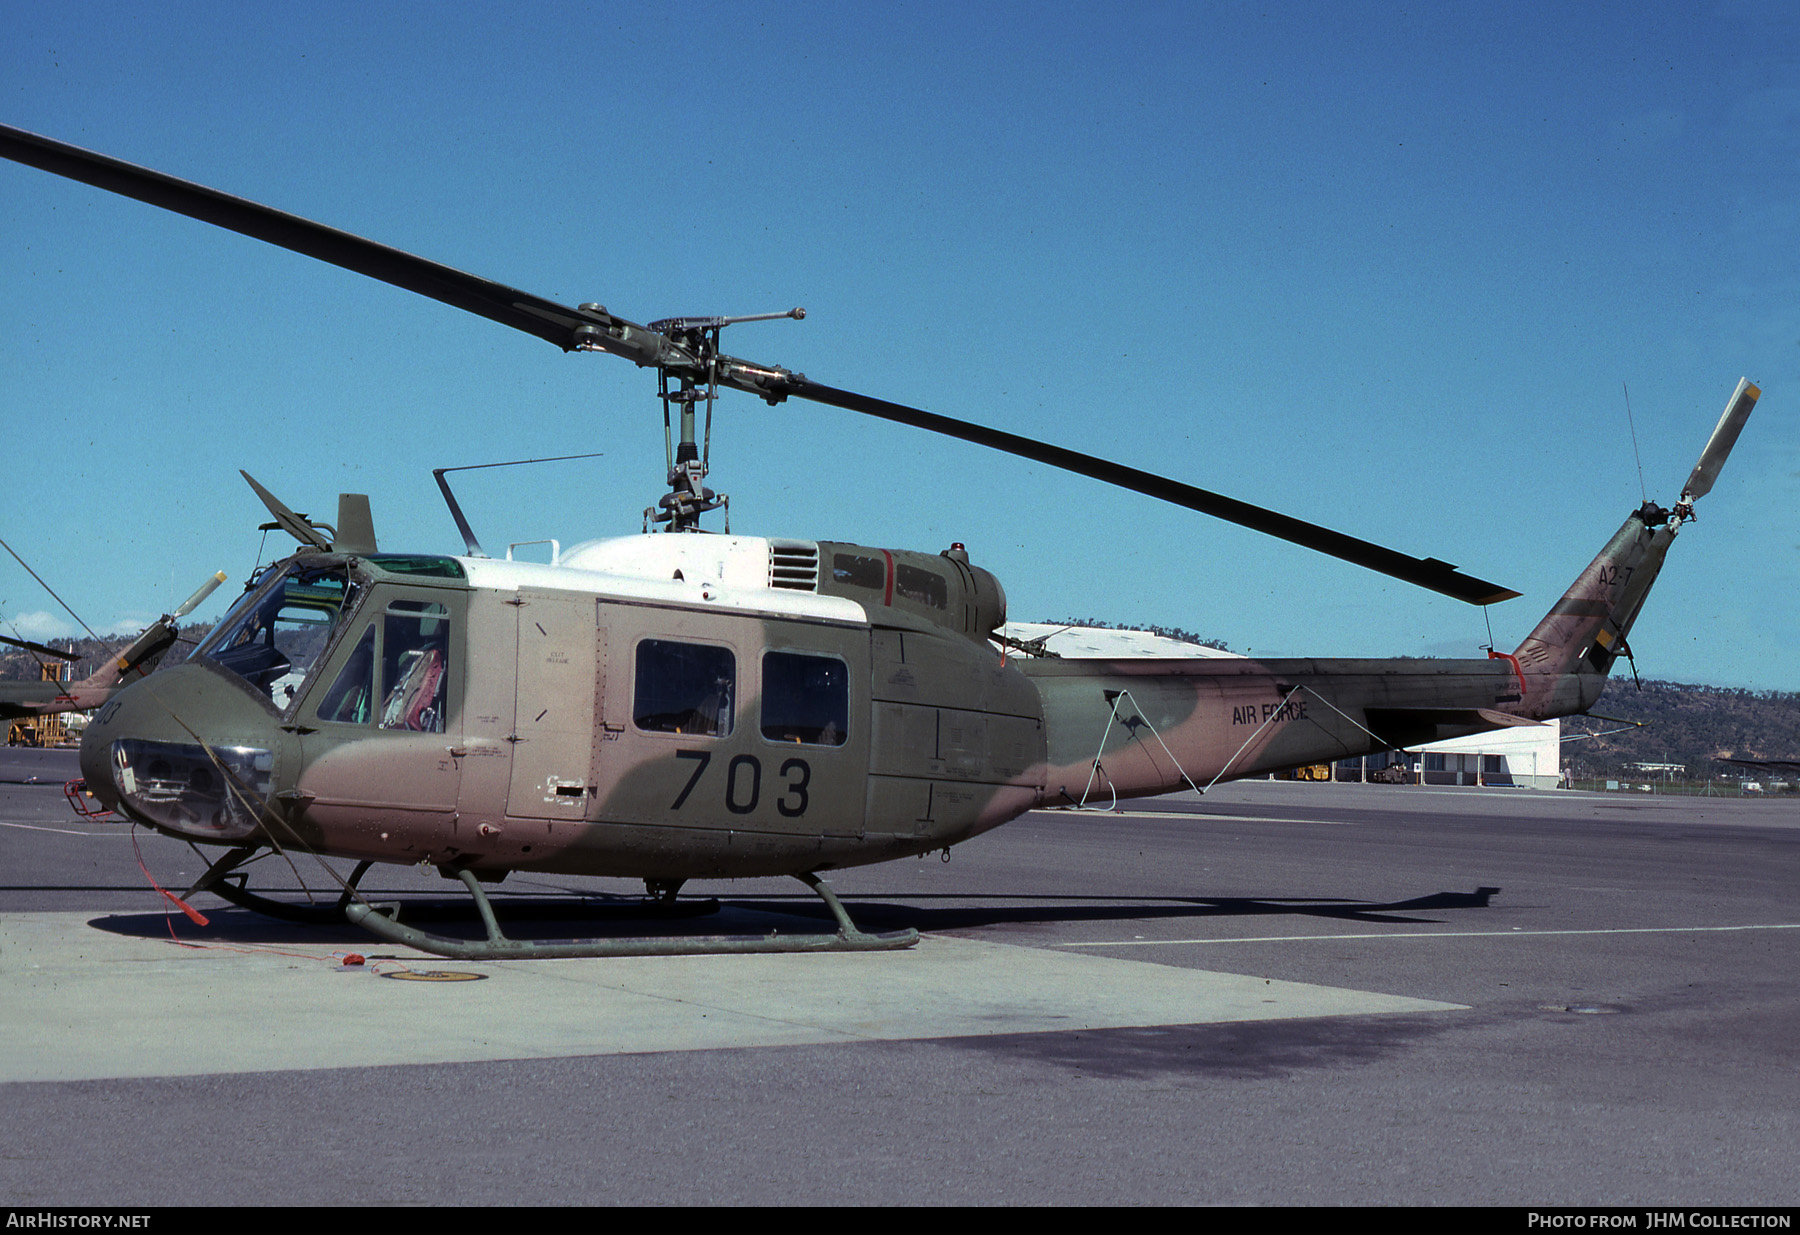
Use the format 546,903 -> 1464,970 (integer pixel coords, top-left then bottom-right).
638,308 -> 805,533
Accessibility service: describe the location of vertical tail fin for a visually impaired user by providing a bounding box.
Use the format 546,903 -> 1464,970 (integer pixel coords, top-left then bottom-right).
1513,379 -> 1759,683
1512,506 -> 1674,679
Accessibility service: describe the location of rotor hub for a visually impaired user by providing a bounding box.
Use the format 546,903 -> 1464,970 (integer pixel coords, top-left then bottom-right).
642,309 -> 804,532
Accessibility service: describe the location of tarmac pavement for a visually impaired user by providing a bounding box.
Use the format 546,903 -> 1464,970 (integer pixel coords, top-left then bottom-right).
2,746 -> 1796,1205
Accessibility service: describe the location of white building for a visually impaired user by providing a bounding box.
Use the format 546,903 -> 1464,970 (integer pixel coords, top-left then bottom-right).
1373,720 -> 1562,790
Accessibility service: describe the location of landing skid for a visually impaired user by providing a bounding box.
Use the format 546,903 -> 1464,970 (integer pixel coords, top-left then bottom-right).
207,860 -> 376,923
345,869 -> 920,959
187,849 -> 727,934
185,846 -> 379,924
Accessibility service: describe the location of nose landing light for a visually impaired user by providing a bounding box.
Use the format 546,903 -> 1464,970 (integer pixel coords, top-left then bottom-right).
109,739 -> 273,840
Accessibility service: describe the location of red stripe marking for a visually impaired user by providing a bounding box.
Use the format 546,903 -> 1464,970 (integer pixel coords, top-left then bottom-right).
1488,649 -> 1527,698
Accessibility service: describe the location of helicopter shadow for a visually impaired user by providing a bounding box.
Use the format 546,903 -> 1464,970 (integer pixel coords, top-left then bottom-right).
83,885 -> 1502,949
84,892 -> 729,949
736,886 -> 1504,934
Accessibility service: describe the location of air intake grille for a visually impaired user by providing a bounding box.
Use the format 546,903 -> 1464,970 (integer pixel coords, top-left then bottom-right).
768,540 -> 820,591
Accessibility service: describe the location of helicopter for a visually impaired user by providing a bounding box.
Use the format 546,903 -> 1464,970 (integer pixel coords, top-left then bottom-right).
0,572 -> 226,735
0,123 -> 1763,959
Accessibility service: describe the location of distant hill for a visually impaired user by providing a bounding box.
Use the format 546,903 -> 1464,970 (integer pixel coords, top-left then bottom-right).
0,625 -> 212,684
1562,679 -> 1800,780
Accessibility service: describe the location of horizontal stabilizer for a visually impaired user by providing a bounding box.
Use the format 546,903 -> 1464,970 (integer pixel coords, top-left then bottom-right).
1363,705 -> 1545,751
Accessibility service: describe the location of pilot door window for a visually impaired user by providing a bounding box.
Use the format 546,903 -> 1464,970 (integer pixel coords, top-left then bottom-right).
313,600 -> 452,733
634,640 -> 735,737
761,651 -> 848,746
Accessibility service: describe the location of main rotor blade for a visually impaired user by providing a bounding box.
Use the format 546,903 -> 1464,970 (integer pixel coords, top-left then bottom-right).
1681,378 -> 1759,503
763,376 -> 1521,606
6,123 -> 1519,605
0,123 -> 669,365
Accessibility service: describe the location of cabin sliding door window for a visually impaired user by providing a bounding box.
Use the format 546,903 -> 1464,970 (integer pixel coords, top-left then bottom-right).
760,652 -> 848,746
634,640 -> 735,737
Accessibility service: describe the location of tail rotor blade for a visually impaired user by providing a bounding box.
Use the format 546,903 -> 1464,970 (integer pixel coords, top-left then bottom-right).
1681,378 -> 1760,503
173,572 -> 228,620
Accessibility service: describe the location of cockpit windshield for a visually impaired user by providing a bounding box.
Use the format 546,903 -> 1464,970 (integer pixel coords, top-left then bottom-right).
194,561 -> 361,709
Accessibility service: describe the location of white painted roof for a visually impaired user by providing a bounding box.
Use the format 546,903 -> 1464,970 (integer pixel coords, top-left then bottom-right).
559,534 -> 789,591
999,622 -> 1244,659
455,536 -> 865,625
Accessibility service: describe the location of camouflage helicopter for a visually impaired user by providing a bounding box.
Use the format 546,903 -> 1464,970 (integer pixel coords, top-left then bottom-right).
0,124 -> 1762,959
0,573 -> 226,740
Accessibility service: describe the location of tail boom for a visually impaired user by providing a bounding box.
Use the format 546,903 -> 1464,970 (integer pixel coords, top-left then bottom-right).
1022,654 -> 1535,802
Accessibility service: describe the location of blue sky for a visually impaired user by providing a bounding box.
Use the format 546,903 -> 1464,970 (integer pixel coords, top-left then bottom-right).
4,2 -> 1796,688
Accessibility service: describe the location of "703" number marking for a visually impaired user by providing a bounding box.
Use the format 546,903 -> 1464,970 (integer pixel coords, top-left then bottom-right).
670,751 -> 812,817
